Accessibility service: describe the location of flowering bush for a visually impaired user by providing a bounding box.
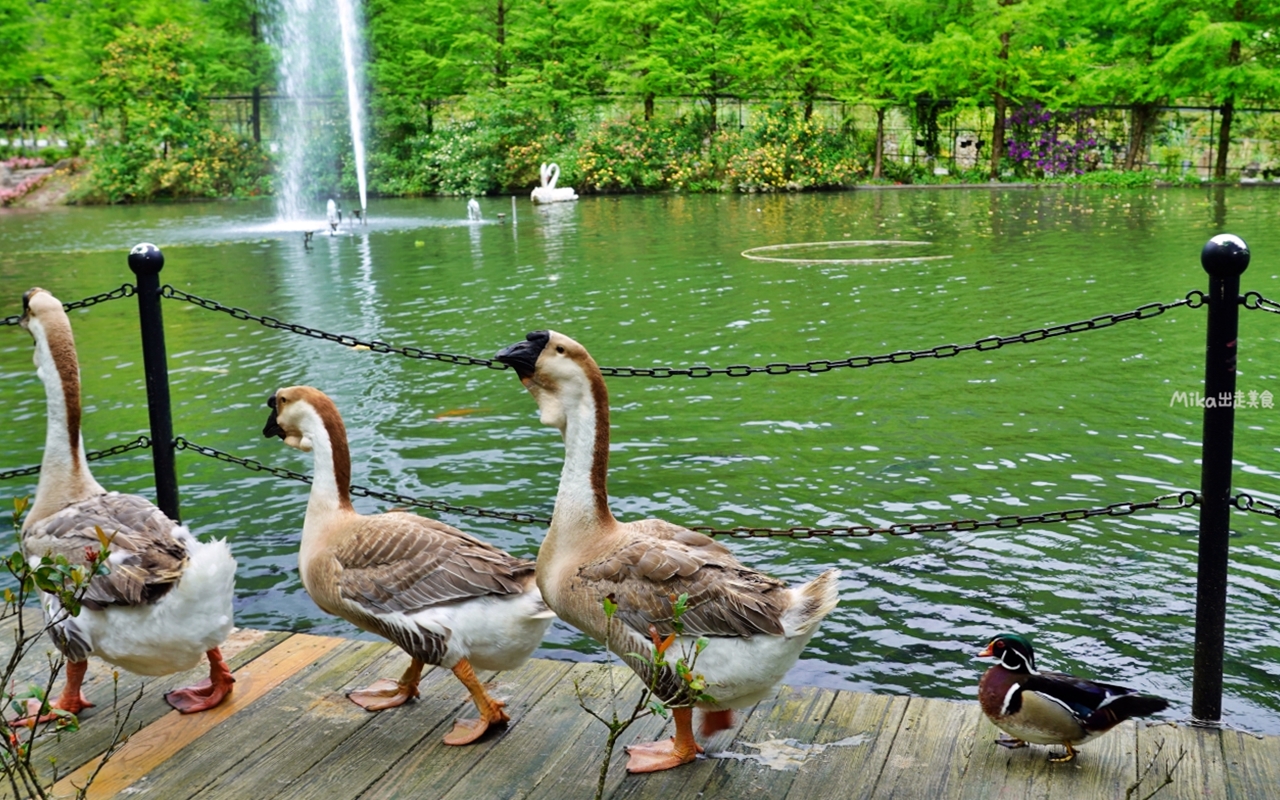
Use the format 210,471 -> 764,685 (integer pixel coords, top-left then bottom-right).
724,109 -> 862,192
0,173 -> 51,205
1006,104 -> 1099,176
88,127 -> 269,203
1,157 -> 47,170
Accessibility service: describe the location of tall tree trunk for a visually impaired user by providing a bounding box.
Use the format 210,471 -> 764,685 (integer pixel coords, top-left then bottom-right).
1124,103 -> 1157,171
495,0 -> 507,87
708,94 -> 717,133
1214,38 -> 1241,180
873,106 -> 886,179
1215,98 -> 1234,180
644,92 -> 655,121
989,28 -> 1010,180
251,86 -> 261,143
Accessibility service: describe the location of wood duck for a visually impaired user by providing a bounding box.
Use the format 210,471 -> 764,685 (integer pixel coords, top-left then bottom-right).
977,633 -> 1169,762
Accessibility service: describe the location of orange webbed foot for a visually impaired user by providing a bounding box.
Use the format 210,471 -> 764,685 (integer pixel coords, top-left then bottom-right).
347,678 -> 420,711
624,736 -> 704,773
443,697 -> 508,745
165,647 -> 236,713
165,678 -> 233,713
8,694 -> 92,728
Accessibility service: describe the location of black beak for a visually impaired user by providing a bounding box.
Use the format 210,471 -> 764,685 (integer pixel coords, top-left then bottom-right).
495,331 -> 549,379
263,393 -> 285,439
19,287 -> 41,328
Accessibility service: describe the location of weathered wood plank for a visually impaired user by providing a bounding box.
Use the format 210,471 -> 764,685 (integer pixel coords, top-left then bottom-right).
781,691 -> 911,800
520,663 -> 670,800
52,632 -> 344,797
11,627 -> 290,792
866,697 -> 979,799
140,639 -> 395,800
694,685 -> 838,800
1136,723 -> 1226,800
957,711 -> 1139,800
356,658 -> 578,800
434,661 -> 643,800
1222,726 -> 1280,800
606,686 -> 777,800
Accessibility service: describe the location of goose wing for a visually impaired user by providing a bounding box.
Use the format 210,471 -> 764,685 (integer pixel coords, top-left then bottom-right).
333,512 -> 536,615
577,519 -> 789,638
22,493 -> 188,610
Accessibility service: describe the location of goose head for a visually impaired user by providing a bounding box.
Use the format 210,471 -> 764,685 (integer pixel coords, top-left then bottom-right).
495,330 -> 604,433
263,385 -> 344,453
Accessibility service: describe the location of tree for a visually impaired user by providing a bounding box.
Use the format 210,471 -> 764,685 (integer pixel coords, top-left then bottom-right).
1157,1 -> 1280,178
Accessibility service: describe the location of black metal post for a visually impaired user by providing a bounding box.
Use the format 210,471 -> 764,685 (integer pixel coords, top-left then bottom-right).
1192,233 -> 1249,722
127,243 -> 181,523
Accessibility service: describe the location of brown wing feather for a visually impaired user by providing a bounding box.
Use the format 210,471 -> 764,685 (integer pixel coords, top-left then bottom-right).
21,493 -> 188,610
333,512 -> 535,616
577,519 -> 789,638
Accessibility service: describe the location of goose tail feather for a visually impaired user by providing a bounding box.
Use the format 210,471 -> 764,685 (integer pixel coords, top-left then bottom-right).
783,568 -> 840,638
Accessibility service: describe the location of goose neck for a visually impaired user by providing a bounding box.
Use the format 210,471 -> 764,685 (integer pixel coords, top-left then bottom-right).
29,318 -> 102,524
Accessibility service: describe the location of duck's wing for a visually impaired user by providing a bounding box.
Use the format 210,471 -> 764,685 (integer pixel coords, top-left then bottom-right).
333,512 -> 536,616
22,493 -> 188,610
577,520 -> 790,638
1023,671 -> 1168,730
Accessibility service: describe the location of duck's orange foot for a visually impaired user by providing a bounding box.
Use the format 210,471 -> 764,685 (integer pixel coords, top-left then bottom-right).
347,678 -> 419,711
1048,743 -> 1077,763
995,734 -> 1028,749
625,736 -> 703,773
165,677 -> 234,713
443,698 -> 509,745
8,694 -> 92,728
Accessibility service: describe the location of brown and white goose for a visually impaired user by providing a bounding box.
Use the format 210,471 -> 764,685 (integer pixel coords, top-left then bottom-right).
262,385 -> 555,745
496,330 -> 841,772
17,288 -> 237,717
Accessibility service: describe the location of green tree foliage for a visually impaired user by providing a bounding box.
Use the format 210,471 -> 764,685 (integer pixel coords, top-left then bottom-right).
4,0 -> 1280,199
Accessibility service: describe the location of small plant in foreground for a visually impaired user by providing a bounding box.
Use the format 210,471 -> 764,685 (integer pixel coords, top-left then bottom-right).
1,496 -> 141,799
575,592 -> 715,800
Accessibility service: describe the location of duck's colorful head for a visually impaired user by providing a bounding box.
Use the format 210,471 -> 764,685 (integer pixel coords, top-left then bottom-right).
978,633 -> 1036,673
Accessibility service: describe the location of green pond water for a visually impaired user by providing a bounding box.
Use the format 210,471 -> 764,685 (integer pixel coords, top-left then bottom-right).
3,188 -> 1280,733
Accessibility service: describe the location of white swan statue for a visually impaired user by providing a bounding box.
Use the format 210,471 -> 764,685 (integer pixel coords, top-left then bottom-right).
530,163 -> 578,204
467,198 -> 481,221
326,199 -> 341,234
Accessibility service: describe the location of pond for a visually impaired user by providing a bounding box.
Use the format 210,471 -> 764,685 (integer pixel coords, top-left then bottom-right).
3,187 -> 1280,733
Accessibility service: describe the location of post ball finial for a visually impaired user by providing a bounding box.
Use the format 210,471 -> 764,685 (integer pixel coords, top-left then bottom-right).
128,242 -> 165,276
1201,234 -> 1249,277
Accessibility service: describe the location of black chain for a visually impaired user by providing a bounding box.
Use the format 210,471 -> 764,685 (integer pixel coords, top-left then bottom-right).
599,294 -> 1202,378
160,286 -> 1200,379
687,491 -> 1199,538
1241,292 -> 1280,315
0,436 -> 151,482
1232,493 -> 1280,519
173,437 -> 551,525
160,287 -> 508,370
2,284 -> 136,327
171,437 -> 1197,538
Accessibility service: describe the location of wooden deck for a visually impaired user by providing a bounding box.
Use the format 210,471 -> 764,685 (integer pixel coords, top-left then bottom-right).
4,616 -> 1277,799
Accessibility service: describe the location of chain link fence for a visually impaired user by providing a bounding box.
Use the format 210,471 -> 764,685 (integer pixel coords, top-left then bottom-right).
2,284 -> 135,327
161,284 -> 1205,379
0,435 -> 150,482
9,281 -> 1280,538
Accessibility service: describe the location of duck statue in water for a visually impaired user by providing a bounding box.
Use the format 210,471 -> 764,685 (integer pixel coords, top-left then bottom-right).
977,633 -> 1169,762
530,163 -> 578,204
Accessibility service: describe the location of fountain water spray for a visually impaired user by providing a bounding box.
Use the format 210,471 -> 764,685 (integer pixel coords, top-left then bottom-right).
269,0 -> 368,222
336,0 -> 368,216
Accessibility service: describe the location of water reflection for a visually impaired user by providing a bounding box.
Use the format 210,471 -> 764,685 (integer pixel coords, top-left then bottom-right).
3,188 -> 1280,732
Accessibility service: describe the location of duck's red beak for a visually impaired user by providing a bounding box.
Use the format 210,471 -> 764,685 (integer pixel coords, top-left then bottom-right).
977,642 -> 996,658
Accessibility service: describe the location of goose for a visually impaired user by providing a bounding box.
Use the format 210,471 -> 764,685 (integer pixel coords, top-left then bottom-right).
530,162 -> 578,204
17,288 -> 236,718
262,385 -> 555,744
495,330 -> 840,772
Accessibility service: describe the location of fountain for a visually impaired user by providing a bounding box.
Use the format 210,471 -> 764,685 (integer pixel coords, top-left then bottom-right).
269,0 -> 369,223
